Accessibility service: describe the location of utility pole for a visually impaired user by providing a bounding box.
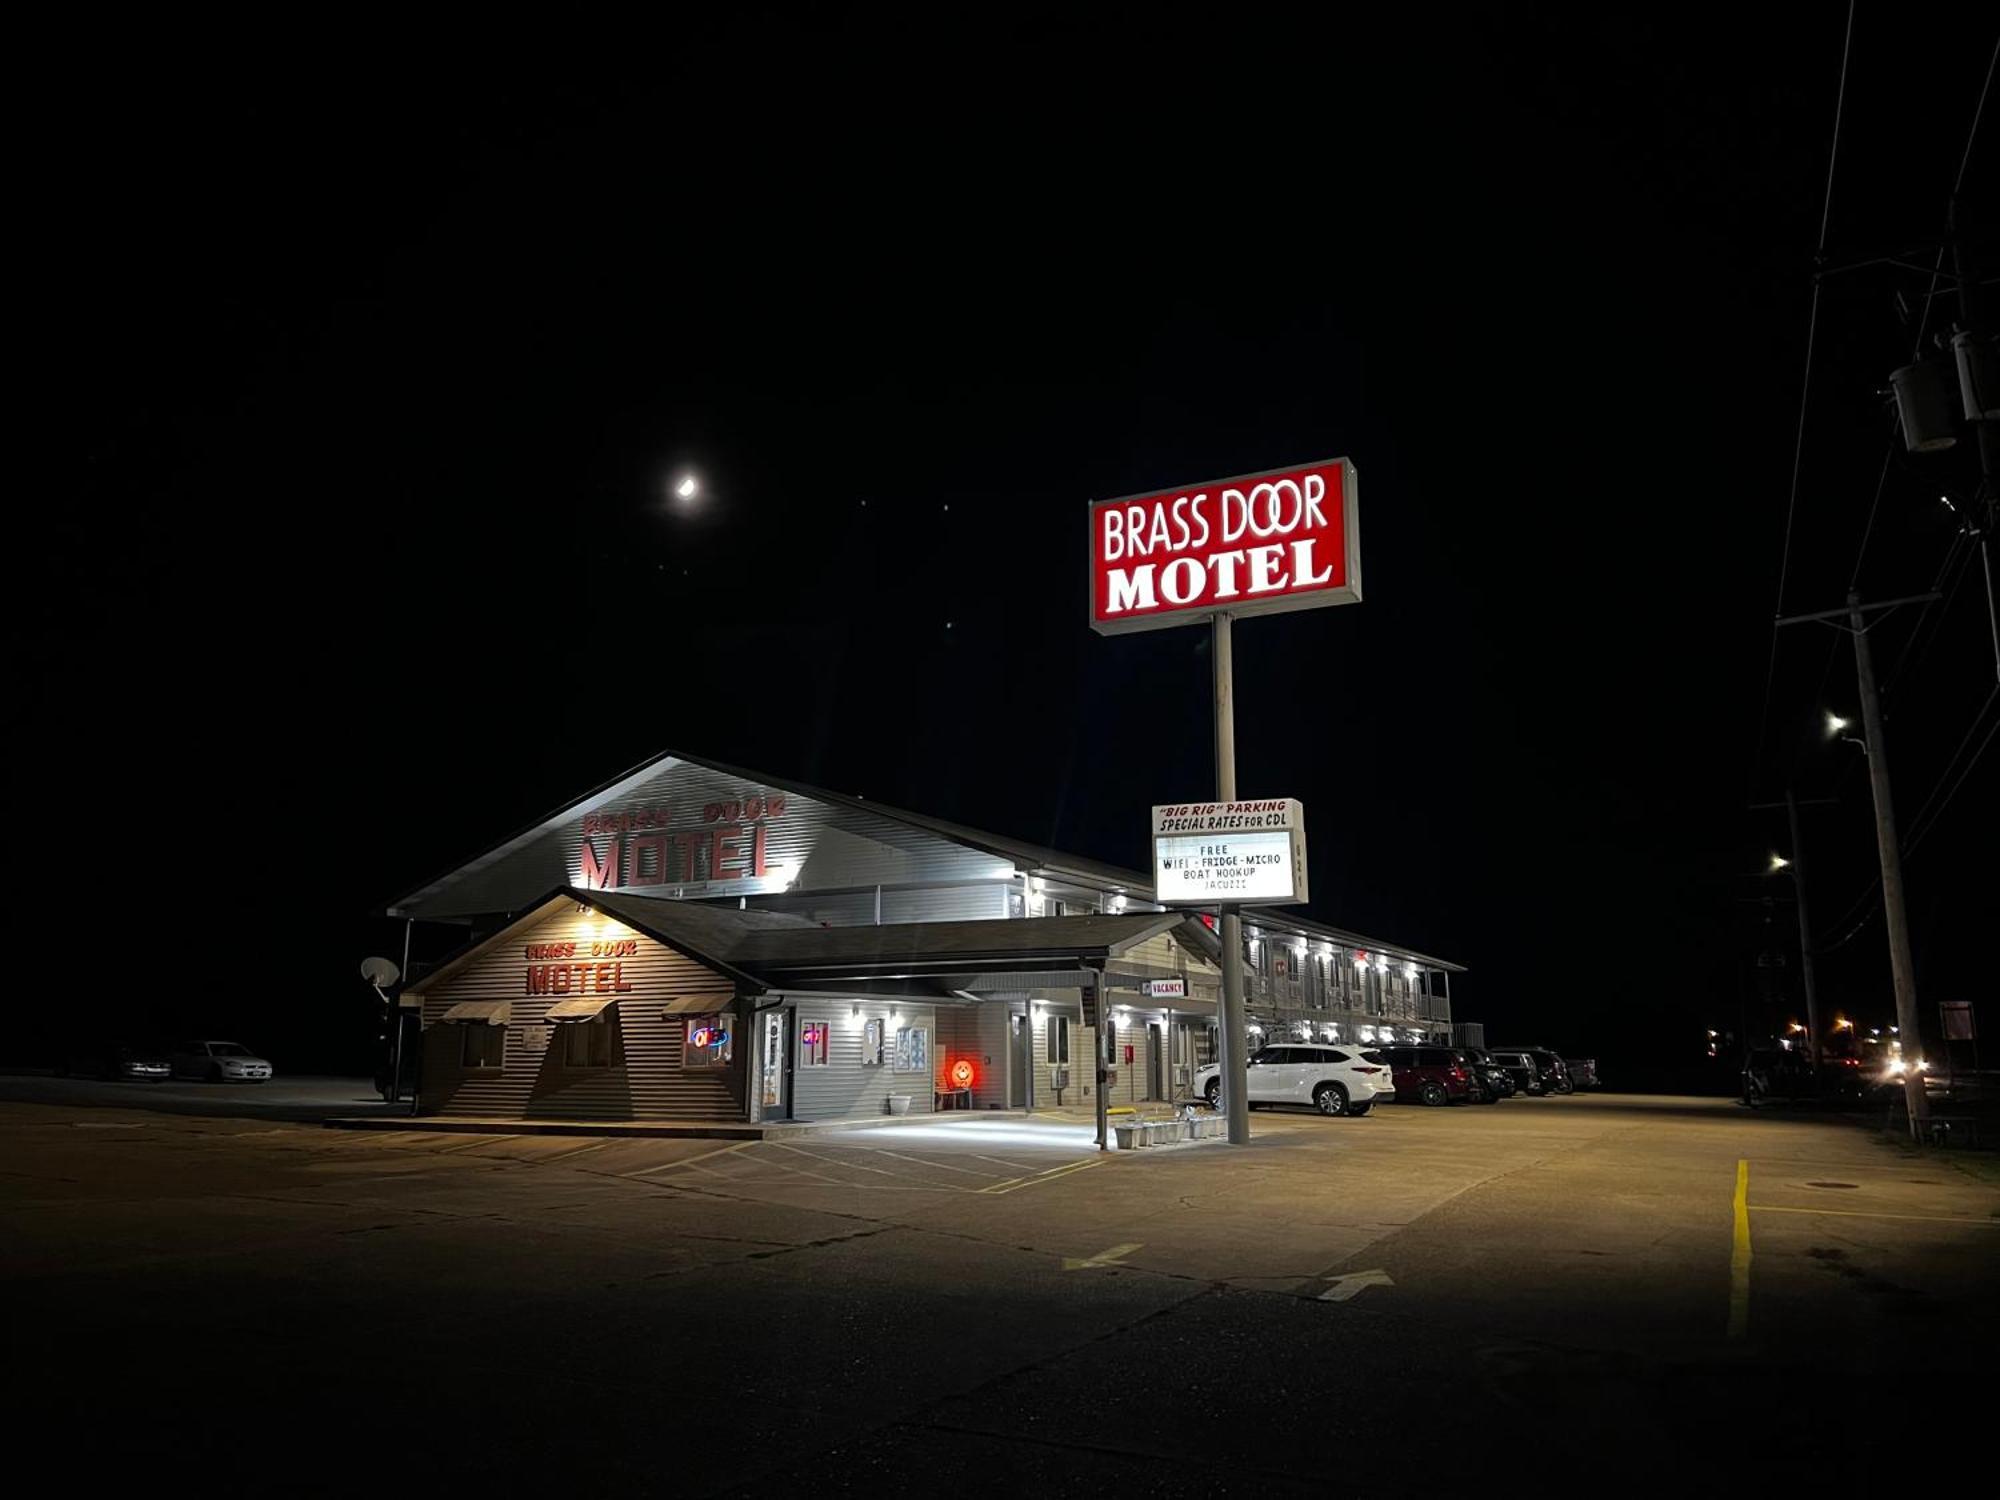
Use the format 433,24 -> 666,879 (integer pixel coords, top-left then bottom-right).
1783,788 -> 1823,1071
1214,612 -> 1251,1146
1849,591 -> 1930,1138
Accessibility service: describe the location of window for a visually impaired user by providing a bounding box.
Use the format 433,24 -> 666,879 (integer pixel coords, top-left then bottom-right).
461,1025 -> 504,1070
1322,1049 -> 1351,1064
1047,1015 -> 1071,1065
685,1016 -> 733,1069
893,1026 -> 928,1074
562,1019 -> 612,1068
800,1019 -> 831,1067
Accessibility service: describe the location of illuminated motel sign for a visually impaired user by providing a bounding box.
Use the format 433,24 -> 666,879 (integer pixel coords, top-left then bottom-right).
1088,458 -> 1360,634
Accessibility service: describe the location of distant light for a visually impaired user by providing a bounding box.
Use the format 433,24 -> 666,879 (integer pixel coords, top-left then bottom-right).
1769,853 -> 1791,872
1939,494 -> 1956,512
1825,712 -> 1850,735
674,474 -> 699,500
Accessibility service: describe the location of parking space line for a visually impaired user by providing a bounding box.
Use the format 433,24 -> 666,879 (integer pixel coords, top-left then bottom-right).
975,1155 -> 1046,1174
768,1142 -> 902,1178
866,1149 -> 1010,1179
1749,1205 -> 2000,1226
980,1157 -> 1102,1195
628,1140 -> 756,1176
1729,1158 -> 1751,1340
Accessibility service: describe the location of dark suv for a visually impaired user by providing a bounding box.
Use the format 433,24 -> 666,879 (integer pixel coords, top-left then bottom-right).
1486,1048 -> 1548,1095
1460,1046 -> 1514,1102
1494,1047 -> 1572,1095
1375,1045 -> 1482,1106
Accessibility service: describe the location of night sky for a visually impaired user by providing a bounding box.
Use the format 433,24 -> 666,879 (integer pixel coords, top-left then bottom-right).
21,13 -> 1995,1079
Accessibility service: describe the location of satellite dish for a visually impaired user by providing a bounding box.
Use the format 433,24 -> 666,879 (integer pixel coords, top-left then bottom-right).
361,956 -> 401,987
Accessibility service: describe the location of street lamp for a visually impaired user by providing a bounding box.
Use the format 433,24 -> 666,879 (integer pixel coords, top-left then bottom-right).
1825,711 -> 1850,735
1769,852 -> 1791,873
673,473 -> 700,501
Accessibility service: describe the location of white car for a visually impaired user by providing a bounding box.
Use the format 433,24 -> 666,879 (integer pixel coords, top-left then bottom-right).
170,1040 -> 274,1083
1195,1043 -> 1395,1117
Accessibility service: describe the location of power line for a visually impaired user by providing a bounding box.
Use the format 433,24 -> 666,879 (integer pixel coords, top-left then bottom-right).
1749,0 -> 1857,799
1904,683 -> 2000,855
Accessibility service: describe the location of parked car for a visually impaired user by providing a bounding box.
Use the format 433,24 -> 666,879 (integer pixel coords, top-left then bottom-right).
1373,1044 -> 1483,1106
1460,1046 -> 1515,1101
1196,1043 -> 1395,1116
169,1040 -> 274,1083
61,1042 -> 170,1082
1562,1057 -> 1600,1089
1495,1046 -> 1572,1094
1485,1048 -> 1547,1095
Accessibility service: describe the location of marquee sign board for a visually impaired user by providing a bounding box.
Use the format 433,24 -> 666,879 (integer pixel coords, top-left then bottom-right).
1152,800 -> 1309,905
1089,458 -> 1361,634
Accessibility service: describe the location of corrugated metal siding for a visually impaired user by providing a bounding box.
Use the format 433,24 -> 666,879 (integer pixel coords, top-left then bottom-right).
788,997 -> 937,1121
417,906 -> 744,1121
405,761 -> 1014,919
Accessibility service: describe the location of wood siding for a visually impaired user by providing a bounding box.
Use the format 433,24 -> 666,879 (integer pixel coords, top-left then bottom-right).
415,906 -> 745,1121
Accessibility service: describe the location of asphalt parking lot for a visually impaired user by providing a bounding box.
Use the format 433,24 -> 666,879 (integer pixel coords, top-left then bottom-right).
4,1082 -> 1994,1494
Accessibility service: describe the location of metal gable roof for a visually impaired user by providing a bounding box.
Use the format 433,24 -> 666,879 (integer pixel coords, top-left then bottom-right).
386,746 -> 1149,916
405,888 -> 1217,997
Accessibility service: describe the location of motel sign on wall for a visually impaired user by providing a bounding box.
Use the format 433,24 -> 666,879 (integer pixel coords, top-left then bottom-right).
1088,458 -> 1361,634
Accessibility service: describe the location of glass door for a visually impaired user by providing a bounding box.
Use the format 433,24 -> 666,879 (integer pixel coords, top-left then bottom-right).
759,1008 -> 791,1120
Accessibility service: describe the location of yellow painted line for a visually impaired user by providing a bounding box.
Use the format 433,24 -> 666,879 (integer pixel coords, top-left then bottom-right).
1729,1158 -> 1751,1340
628,1140 -> 756,1176
1750,1205 -> 2000,1226
980,1157 -> 1102,1195
769,1142 -> 901,1178
866,1148 -> 1011,1179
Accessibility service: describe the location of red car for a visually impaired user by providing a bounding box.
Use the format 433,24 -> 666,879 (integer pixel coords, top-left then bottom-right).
1374,1045 -> 1483,1106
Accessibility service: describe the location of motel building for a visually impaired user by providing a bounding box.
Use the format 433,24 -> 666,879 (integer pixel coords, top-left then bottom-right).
390,750 -> 1467,1126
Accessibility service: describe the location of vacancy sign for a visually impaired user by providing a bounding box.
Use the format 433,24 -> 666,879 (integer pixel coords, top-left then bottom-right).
1090,458 -> 1361,634
1142,978 -> 1188,999
1153,800 -> 1309,905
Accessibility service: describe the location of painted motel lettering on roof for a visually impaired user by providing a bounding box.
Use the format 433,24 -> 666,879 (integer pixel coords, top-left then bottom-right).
1088,458 -> 1361,634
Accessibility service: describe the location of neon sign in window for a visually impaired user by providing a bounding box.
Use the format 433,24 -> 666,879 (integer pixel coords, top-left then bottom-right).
686,1016 -> 733,1069
801,1020 -> 830,1067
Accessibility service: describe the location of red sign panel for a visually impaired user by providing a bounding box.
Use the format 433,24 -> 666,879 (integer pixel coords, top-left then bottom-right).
1088,458 -> 1361,634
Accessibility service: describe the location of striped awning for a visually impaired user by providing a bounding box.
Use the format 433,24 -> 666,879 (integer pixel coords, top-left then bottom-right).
544,995 -> 618,1024
662,992 -> 734,1015
440,1000 -> 511,1025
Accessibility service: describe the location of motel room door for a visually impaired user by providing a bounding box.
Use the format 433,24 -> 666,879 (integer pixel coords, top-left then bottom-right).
1147,1024 -> 1164,1100
1009,1014 -> 1031,1108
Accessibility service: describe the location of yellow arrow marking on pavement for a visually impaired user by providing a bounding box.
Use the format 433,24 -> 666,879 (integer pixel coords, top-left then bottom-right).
1317,1269 -> 1393,1302
1063,1242 -> 1142,1271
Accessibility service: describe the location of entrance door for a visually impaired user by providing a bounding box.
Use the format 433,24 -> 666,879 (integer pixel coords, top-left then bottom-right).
1009,1014 -> 1031,1108
1147,1024 -> 1164,1099
759,1008 -> 792,1120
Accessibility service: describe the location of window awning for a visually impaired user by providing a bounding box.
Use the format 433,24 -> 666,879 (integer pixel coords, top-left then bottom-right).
544,995 -> 618,1024
440,1000 -> 511,1025
662,992 -> 734,1015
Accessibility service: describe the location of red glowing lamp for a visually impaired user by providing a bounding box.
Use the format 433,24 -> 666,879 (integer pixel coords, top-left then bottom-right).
947,1058 -> 976,1090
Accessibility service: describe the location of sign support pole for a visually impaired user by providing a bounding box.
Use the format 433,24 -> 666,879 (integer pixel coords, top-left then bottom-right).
1213,613 -> 1251,1145
1092,969 -> 1109,1152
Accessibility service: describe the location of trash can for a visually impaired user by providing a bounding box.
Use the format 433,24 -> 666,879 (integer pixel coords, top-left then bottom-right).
1114,1123 -> 1139,1150
887,1095 -> 912,1116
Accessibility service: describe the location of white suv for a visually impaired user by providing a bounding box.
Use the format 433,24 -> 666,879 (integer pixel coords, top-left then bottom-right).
1195,1043 -> 1394,1117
